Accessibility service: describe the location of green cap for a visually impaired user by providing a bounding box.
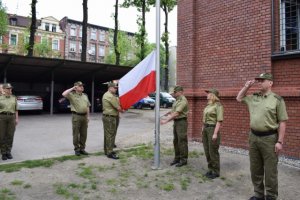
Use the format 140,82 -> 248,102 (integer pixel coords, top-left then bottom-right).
2,83 -> 13,89
255,73 -> 273,80
107,82 -> 118,88
205,88 -> 219,97
74,81 -> 84,86
173,85 -> 183,93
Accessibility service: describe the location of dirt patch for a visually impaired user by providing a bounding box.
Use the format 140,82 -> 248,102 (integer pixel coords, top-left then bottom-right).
0,143 -> 299,200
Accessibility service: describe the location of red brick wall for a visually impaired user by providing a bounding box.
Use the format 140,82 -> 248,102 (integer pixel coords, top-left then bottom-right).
178,0 -> 300,158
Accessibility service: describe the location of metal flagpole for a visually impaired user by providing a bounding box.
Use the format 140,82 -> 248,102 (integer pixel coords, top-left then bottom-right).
153,0 -> 161,169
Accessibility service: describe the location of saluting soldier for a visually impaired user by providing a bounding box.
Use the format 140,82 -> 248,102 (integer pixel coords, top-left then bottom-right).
62,81 -> 91,156
102,82 -> 123,159
161,86 -> 189,167
202,88 -> 224,179
0,83 -> 18,160
237,73 -> 288,200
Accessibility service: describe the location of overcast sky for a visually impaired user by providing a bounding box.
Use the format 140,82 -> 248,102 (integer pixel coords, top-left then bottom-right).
2,0 -> 177,46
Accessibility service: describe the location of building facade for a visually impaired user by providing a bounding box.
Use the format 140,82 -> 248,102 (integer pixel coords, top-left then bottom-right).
0,14 -> 65,58
178,0 -> 300,158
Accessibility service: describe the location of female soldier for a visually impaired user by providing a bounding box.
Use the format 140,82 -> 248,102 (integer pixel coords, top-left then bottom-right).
202,88 -> 223,179
0,83 -> 18,160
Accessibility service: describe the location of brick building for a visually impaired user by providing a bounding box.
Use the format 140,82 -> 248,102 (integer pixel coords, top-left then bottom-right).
177,0 -> 300,158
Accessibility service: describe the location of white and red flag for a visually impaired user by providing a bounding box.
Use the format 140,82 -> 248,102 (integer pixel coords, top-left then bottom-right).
119,51 -> 156,110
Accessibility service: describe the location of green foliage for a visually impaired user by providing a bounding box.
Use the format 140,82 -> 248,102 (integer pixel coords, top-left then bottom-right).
10,180 -> 24,186
34,38 -> 52,57
0,2 -> 7,36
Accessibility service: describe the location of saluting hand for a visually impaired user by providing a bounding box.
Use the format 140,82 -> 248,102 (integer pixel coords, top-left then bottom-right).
244,80 -> 255,88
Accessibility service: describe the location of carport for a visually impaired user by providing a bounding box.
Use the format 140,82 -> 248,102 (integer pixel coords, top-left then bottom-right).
0,53 -> 132,114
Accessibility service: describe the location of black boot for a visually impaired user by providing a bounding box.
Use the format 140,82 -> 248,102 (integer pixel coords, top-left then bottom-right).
6,152 -> 13,159
2,154 -> 8,160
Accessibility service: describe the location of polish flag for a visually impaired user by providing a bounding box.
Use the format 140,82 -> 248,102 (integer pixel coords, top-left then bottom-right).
119,51 -> 156,110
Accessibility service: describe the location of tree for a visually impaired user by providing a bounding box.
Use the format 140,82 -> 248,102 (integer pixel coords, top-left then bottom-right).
27,0 -> 37,57
105,30 -> 139,66
0,1 -> 8,36
122,0 -> 152,60
81,0 -> 88,62
113,0 -> 121,65
159,0 -> 176,91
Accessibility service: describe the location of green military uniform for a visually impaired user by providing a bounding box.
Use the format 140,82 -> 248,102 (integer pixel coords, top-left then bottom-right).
102,90 -> 120,155
202,101 -> 224,176
0,94 -> 17,157
172,94 -> 189,164
66,91 -> 90,152
242,91 -> 288,199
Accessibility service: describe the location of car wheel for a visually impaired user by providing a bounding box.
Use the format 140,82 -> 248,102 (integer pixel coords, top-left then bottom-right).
162,103 -> 167,108
137,103 -> 143,109
151,106 -> 154,110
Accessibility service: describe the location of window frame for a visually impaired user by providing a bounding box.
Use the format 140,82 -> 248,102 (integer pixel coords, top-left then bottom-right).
9,33 -> 18,46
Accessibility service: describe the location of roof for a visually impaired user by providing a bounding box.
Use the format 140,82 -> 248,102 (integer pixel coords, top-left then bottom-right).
0,53 -> 132,84
7,14 -> 41,28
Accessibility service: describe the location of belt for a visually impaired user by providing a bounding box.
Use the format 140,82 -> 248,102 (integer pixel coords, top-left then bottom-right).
71,111 -> 87,116
103,114 -> 117,117
204,123 -> 216,128
251,129 -> 277,137
174,117 -> 187,121
0,112 -> 15,115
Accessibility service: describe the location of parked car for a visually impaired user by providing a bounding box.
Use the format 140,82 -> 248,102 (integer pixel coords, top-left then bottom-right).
57,97 -> 102,112
149,92 -> 175,108
17,95 -> 43,111
133,96 -> 155,109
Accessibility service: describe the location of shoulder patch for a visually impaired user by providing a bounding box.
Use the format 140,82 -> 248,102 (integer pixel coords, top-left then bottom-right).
253,92 -> 260,96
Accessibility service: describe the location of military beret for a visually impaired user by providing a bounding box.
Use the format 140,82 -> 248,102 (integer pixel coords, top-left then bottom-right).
107,82 -> 118,88
2,83 -> 13,89
74,81 -> 84,86
173,85 -> 183,93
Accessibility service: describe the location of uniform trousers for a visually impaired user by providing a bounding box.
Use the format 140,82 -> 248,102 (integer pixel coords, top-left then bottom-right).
173,118 -> 188,163
202,126 -> 220,175
72,114 -> 88,151
102,115 -> 118,155
0,115 -> 16,154
249,132 -> 278,199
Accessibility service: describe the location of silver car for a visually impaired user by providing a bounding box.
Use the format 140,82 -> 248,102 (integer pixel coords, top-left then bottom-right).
17,95 -> 43,111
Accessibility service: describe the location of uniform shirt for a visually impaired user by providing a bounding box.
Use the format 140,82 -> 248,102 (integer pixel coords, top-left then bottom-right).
66,92 -> 90,113
102,91 -> 120,116
242,91 -> 288,132
0,95 -> 17,113
203,102 -> 224,124
172,95 -> 189,119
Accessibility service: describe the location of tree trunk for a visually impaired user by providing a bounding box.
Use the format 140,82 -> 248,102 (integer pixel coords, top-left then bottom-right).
27,0 -> 37,57
81,0 -> 88,62
114,0 -> 120,65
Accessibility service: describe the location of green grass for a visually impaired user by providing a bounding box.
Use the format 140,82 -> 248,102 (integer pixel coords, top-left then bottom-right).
158,182 -> 175,191
10,180 -> 24,186
23,184 -> 31,189
78,166 -> 95,179
180,176 -> 191,190
0,188 -> 15,200
54,183 -> 71,199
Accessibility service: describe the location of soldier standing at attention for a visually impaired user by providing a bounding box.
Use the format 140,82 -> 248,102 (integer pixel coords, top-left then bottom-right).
161,86 -> 189,167
0,83 -> 18,160
102,82 -> 123,159
62,81 -> 91,156
236,73 -> 288,200
202,88 -> 223,179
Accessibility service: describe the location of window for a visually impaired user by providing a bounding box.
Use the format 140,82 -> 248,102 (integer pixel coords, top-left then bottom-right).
79,43 -> 82,52
91,29 -> 96,40
99,45 -> 105,56
99,32 -> 105,41
52,24 -> 57,32
45,23 -> 50,31
79,28 -> 82,38
10,34 -> 17,45
10,18 -> 17,26
280,0 -> 300,52
69,41 -> 76,52
52,39 -> 59,50
70,26 -> 76,36
89,44 -> 96,55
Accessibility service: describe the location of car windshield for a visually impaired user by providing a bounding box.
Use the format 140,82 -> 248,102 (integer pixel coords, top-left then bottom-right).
161,92 -> 173,98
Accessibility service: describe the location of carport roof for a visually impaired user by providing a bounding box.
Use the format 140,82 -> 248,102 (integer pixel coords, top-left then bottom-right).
0,53 -> 132,84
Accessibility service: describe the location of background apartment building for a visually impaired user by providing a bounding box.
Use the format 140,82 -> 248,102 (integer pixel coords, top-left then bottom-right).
0,14 -> 65,58
177,0 -> 300,158
59,17 -> 135,63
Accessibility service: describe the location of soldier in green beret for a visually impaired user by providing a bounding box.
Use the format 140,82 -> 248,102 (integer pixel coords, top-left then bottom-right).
102,82 -> 123,159
62,81 -> 91,156
0,83 -> 18,160
161,85 -> 189,167
202,88 -> 223,179
237,73 -> 288,200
